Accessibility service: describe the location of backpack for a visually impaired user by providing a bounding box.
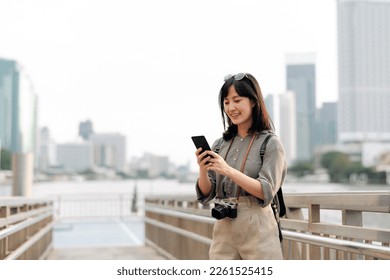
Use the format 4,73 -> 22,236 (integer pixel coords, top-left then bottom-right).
260,133 -> 286,242
214,133 -> 286,242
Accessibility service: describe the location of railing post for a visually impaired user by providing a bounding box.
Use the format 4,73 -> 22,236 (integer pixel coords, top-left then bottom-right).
308,204 -> 321,259
56,195 -> 62,220
283,207 -> 304,260
0,206 -> 10,258
120,193 -> 123,220
342,209 -> 363,259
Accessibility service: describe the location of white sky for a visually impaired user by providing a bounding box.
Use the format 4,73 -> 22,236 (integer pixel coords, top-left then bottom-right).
0,0 -> 338,168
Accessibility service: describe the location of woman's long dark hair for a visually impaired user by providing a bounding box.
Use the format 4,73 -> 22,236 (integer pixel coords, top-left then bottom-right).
219,73 -> 274,140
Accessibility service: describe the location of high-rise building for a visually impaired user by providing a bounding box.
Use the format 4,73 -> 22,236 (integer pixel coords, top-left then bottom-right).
265,92 -> 297,165
79,120 -> 94,140
0,58 -> 18,151
0,58 -> 38,196
337,0 -> 390,142
286,53 -> 316,161
37,127 -> 57,172
0,58 -> 38,153
57,142 -> 94,172
316,102 -> 338,146
90,133 -> 126,172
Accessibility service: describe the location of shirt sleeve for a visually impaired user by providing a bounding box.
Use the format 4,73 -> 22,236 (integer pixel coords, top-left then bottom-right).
195,138 -> 221,204
256,136 -> 287,207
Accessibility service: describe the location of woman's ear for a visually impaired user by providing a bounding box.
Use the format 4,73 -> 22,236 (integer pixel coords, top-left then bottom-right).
251,100 -> 256,108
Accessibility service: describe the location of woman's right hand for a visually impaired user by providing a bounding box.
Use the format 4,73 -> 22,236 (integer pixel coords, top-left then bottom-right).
195,148 -> 212,172
195,148 -> 212,196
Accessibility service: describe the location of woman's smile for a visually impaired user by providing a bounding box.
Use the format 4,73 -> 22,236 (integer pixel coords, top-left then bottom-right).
224,86 -> 253,129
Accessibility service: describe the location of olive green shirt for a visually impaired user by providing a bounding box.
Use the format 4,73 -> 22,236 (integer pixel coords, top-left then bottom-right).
196,131 -> 287,207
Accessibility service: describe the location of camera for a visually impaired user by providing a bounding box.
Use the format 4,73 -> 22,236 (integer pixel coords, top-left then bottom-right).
211,200 -> 238,220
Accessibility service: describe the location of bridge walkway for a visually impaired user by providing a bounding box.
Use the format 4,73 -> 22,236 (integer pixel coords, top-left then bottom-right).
45,216 -> 167,260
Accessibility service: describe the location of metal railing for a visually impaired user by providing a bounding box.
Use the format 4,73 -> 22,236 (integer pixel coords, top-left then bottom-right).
51,193 -> 136,220
0,197 -> 54,260
144,192 -> 390,260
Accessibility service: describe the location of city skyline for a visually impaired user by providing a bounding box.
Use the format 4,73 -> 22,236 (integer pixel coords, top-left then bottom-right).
0,0 -> 338,167
337,0 -> 390,142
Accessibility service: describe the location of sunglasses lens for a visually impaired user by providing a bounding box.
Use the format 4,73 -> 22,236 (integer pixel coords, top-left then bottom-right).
224,74 -> 233,81
234,73 -> 246,80
224,73 -> 247,82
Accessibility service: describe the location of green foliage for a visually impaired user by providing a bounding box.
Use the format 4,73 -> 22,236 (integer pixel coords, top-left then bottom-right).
320,151 -> 386,184
0,149 -> 12,170
326,152 -> 350,182
320,151 -> 346,169
288,161 -> 314,177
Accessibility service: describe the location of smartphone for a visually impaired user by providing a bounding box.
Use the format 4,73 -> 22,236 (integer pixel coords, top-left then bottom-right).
191,135 -> 213,163
191,135 -> 211,153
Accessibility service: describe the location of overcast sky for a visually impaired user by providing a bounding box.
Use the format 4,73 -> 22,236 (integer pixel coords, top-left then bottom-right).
0,0 -> 338,168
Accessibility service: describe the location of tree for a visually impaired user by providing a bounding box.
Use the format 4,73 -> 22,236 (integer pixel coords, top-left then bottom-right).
288,161 -> 314,177
320,151 -> 346,170
0,149 -> 12,170
327,152 -> 350,182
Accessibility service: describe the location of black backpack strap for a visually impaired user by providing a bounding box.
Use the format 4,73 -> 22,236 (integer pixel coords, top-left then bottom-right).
260,132 -> 285,242
214,138 -> 224,154
260,133 -> 274,168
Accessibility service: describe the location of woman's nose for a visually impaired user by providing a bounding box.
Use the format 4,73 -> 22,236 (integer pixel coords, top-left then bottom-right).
228,105 -> 236,112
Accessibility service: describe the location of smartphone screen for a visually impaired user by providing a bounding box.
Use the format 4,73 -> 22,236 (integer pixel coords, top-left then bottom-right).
191,135 -> 211,153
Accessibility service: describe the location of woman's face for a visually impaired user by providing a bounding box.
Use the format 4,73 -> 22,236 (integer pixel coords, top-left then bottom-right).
223,85 -> 254,129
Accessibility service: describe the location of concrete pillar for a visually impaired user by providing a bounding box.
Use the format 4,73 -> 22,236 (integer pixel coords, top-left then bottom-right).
386,171 -> 390,185
12,152 -> 33,196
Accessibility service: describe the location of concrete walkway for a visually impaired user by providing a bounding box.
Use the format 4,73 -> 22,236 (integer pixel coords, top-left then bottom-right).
46,217 -> 167,260
46,245 -> 167,260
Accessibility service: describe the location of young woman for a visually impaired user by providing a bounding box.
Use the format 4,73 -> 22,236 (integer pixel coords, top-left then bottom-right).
195,73 -> 286,260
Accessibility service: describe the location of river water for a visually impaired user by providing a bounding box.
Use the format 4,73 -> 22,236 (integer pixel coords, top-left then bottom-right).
1,179 -> 389,228
1,178 -> 389,197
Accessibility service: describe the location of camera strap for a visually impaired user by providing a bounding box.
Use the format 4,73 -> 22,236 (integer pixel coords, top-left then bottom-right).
222,133 -> 257,202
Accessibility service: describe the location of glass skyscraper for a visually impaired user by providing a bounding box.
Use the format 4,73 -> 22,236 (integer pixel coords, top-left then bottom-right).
337,0 -> 390,142
0,58 -> 38,196
0,58 -> 38,153
286,53 -> 316,161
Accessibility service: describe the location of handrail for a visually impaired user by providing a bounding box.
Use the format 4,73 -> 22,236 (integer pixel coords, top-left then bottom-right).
53,192 -> 135,220
0,211 -> 52,239
0,197 -> 53,260
283,230 -> 390,260
145,217 -> 212,245
145,205 -> 214,224
4,222 -> 54,260
144,191 -> 390,260
145,204 -> 390,260
284,192 -> 390,213
0,206 -> 53,228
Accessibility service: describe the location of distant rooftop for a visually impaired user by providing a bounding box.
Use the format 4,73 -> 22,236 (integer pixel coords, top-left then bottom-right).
285,53 -> 316,65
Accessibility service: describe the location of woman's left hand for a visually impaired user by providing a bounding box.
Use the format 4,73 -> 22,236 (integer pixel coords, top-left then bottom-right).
204,151 -> 232,176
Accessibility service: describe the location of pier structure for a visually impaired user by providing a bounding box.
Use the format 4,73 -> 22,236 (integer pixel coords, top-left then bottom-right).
1,191 -> 390,260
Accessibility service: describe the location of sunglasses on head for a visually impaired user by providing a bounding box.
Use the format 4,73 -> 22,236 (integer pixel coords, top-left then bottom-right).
224,73 -> 249,82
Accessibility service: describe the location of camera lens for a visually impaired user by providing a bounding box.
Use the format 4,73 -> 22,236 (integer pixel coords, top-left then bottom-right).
227,208 -> 237,218
211,204 -> 227,220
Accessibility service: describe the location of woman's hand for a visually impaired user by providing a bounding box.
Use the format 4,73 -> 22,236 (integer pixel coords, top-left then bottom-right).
195,148 -> 212,172
195,148 -> 212,196
204,151 -> 232,177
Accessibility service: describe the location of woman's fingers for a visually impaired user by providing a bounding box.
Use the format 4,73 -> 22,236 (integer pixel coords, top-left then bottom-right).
195,149 -> 211,166
195,148 -> 203,157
